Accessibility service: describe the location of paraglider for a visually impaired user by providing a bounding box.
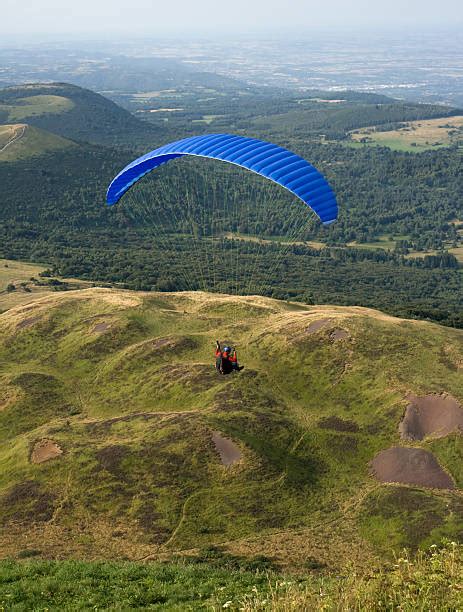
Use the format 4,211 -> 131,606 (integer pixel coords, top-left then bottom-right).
106,133 -> 338,225
215,340 -> 242,375
106,134 -> 338,376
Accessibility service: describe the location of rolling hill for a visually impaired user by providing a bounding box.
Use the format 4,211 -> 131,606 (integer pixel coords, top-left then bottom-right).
0,83 -> 158,146
1,287 -> 462,572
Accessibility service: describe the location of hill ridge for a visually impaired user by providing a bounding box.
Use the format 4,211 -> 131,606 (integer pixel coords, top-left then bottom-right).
0,82 -> 159,146
0,122 -> 76,161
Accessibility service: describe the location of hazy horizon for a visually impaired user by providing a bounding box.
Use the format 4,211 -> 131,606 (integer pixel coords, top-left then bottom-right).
3,0 -> 463,40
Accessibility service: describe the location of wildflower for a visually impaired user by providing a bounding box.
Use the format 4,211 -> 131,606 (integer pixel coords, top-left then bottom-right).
223,601 -> 233,609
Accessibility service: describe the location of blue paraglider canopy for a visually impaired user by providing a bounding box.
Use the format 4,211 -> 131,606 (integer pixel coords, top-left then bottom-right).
106,134 -> 337,225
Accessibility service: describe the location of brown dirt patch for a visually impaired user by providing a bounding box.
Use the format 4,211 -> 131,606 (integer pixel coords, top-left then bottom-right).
16,315 -> 42,330
400,393 -> 463,441
371,447 -> 454,490
330,329 -> 349,341
92,321 -> 111,333
151,337 -> 175,349
31,439 -> 63,464
306,318 -> 331,334
212,431 -> 242,466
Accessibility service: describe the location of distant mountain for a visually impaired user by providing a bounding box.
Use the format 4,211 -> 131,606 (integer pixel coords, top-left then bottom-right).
69,56 -> 250,93
0,83 -> 159,147
0,51 -> 250,95
0,123 -> 76,162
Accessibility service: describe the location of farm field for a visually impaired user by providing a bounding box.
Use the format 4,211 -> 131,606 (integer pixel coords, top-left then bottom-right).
347,235 -> 463,263
406,245 -> 463,264
349,115 -> 463,152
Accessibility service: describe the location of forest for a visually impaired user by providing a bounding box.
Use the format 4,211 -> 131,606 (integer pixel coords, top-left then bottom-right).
0,83 -> 461,327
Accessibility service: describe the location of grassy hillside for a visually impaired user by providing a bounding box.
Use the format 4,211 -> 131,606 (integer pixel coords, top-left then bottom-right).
0,83 -> 158,146
1,541 -> 462,610
0,94 -> 74,122
0,124 -> 75,162
0,288 -> 462,572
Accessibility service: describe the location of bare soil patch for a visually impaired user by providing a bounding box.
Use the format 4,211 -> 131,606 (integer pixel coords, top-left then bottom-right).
31,439 -> 63,464
330,329 -> 349,341
371,447 -> 454,490
92,321 -> 111,333
16,315 -> 42,330
306,318 -> 331,334
212,431 -> 242,466
400,393 -> 463,441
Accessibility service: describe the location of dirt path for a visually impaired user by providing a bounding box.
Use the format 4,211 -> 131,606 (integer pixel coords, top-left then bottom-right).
0,125 -> 26,154
149,481 -> 382,565
83,408 -> 211,429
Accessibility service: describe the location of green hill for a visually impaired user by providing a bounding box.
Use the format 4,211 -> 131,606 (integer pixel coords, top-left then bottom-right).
0,288 -> 462,571
0,124 -> 76,162
0,94 -> 74,122
0,83 -> 158,146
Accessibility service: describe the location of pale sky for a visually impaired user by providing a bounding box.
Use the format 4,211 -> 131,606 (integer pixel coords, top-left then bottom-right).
2,0 -> 463,37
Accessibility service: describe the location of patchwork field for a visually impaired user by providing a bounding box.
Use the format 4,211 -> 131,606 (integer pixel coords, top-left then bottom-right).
350,115 -> 463,152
